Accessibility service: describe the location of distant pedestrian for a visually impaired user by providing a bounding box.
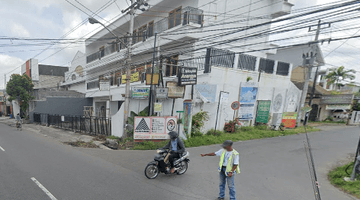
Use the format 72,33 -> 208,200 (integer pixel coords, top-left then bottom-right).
201,140 -> 240,200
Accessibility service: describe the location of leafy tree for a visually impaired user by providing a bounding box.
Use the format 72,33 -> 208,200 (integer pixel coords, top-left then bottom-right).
6,74 -> 34,116
325,66 -> 356,90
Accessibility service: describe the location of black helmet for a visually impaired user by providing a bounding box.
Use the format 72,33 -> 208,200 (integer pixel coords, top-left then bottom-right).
168,131 -> 178,139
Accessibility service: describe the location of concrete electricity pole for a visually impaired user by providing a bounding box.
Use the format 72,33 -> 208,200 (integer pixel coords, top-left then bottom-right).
296,20 -> 330,125
122,0 -> 148,137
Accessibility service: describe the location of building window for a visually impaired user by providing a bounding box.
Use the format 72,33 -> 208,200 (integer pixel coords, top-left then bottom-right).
165,55 -> 179,77
169,7 -> 182,29
148,21 -> 154,38
71,74 -> 76,81
259,58 -> 275,74
133,29 -> 138,44
87,80 -> 99,90
276,62 -> 290,76
238,54 -> 256,71
99,46 -> 105,58
138,25 -> 147,42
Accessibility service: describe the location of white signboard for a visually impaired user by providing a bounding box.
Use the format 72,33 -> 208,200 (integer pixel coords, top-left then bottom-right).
134,116 -> 177,140
99,80 -> 110,91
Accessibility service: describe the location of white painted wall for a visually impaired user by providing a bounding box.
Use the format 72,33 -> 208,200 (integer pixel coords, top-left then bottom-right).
68,81 -> 86,93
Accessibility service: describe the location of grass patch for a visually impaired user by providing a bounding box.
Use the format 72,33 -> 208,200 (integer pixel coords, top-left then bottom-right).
328,162 -> 360,198
132,126 -> 320,150
107,135 -> 120,140
64,140 -> 98,148
309,121 -> 346,124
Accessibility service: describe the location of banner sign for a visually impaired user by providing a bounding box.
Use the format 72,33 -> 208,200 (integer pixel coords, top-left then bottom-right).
238,82 -> 258,121
155,87 -> 168,99
134,116 -> 178,140
195,84 -> 217,103
131,87 -> 150,99
99,80 -> 110,91
122,72 -> 139,84
326,104 -> 351,110
320,94 -> 353,105
256,100 -> 271,124
239,104 -> 255,120
146,73 -> 160,85
178,67 -> 197,85
166,81 -> 185,98
154,103 -> 162,113
282,112 -> 297,128
240,86 -> 258,104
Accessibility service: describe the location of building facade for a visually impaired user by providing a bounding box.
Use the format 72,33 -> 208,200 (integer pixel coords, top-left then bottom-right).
83,0 -> 296,136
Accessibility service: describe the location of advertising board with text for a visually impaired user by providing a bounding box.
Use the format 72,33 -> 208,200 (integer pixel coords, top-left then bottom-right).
134,116 -> 178,140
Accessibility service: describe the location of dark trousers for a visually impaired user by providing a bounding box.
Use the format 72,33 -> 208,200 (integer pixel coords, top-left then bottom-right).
168,152 -> 180,168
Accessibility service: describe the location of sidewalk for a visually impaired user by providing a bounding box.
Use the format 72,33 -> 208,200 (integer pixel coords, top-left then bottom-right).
0,116 -> 110,150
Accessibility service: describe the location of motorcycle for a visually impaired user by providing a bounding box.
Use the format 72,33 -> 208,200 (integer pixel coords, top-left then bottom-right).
144,149 -> 190,179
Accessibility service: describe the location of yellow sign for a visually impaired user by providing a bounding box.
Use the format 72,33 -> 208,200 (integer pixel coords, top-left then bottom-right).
146,73 -> 160,85
154,103 -> 162,113
122,72 -> 139,84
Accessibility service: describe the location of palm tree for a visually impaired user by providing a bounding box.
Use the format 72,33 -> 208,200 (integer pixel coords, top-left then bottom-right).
324,66 -> 356,90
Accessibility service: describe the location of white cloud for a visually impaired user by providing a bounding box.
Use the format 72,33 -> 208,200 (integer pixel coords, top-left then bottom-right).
10,23 -> 30,37
0,54 -> 24,88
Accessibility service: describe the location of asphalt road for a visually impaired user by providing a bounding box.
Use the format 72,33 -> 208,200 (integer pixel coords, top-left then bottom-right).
0,122 -> 359,200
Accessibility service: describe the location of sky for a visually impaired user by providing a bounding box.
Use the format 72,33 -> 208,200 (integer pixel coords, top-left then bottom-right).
0,0 -> 358,89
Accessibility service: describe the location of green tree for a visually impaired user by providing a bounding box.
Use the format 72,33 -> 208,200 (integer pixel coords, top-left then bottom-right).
6,74 -> 34,116
325,66 -> 356,90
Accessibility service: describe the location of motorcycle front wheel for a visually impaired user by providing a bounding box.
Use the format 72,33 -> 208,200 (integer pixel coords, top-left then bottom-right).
145,164 -> 159,179
176,161 -> 188,175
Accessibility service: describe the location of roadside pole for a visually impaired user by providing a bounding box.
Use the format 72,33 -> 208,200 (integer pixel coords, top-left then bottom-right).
148,33 -> 157,116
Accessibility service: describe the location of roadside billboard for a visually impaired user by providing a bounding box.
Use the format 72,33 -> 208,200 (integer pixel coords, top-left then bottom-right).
134,116 -> 177,140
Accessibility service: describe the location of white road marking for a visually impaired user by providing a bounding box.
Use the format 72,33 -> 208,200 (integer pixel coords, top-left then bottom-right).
0,146 -> 4,151
31,177 -> 58,200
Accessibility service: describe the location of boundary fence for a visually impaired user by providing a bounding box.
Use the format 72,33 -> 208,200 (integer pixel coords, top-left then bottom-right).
33,113 -> 111,136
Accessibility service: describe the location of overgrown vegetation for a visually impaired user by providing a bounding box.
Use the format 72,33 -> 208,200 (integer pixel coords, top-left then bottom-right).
64,140 -> 98,148
329,162 -> 360,198
132,126 -> 319,150
191,111 -> 209,136
6,74 -> 34,116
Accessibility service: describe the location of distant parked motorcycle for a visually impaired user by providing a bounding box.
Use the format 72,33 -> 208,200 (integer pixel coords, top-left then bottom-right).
144,149 -> 190,179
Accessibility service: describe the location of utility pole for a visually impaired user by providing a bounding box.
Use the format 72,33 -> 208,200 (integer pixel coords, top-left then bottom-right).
148,32 -> 157,116
122,0 -> 148,137
296,20 -> 330,125
305,20 -> 331,124
3,74 -> 6,92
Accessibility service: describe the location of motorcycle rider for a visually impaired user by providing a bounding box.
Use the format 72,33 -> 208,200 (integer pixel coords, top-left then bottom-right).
162,131 -> 185,173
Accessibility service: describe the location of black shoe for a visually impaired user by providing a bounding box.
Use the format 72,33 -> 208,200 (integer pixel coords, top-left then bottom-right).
217,198 -> 224,200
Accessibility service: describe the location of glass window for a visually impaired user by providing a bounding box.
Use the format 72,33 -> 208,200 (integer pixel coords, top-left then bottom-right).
148,21 -> 154,38
169,7 -> 182,29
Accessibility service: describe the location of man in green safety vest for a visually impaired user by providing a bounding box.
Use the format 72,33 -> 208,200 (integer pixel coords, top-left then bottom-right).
201,140 -> 240,200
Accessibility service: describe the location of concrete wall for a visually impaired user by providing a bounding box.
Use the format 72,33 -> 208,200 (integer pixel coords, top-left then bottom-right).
67,82 -> 86,94
30,97 -> 93,120
34,75 -> 64,89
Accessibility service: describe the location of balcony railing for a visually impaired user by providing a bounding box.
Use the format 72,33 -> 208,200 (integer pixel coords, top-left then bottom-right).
86,6 -> 203,64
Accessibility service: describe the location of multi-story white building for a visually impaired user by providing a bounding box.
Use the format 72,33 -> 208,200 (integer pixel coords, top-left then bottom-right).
84,0 -> 298,137
60,51 -> 87,93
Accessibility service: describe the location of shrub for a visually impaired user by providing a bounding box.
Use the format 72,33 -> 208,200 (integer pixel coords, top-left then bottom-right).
191,111 -> 209,135
224,120 -> 237,133
192,131 -> 204,138
206,129 -> 223,136
239,126 -> 253,131
325,116 -> 334,121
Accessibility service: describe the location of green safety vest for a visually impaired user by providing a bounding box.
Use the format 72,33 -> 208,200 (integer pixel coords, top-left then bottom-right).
218,149 -> 240,176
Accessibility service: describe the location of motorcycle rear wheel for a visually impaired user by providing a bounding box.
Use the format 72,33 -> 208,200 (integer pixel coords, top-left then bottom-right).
176,161 -> 188,175
145,164 -> 159,179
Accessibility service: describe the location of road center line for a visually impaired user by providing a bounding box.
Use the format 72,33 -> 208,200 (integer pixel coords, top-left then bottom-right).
0,146 -> 4,151
31,177 -> 58,200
